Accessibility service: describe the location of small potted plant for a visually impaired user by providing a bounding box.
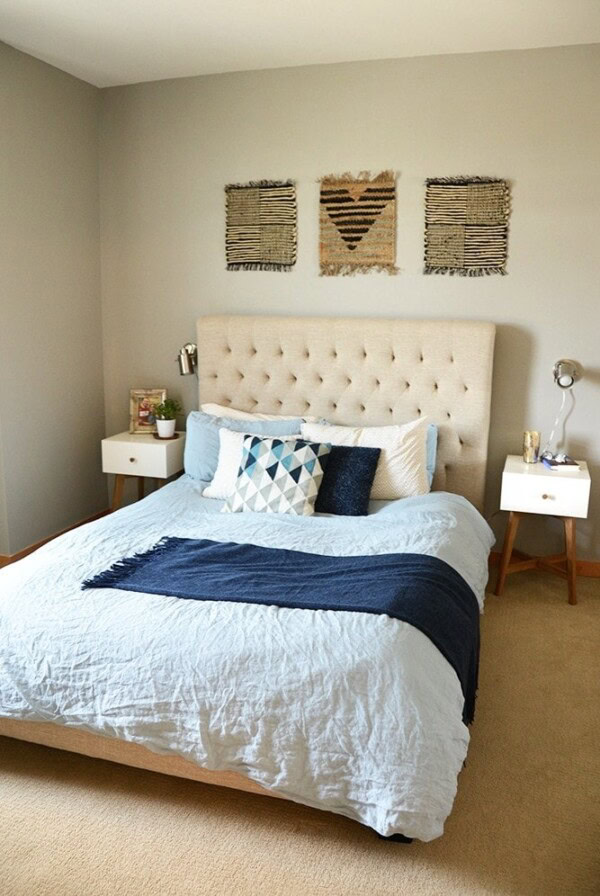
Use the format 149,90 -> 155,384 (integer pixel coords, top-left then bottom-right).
154,398 -> 182,439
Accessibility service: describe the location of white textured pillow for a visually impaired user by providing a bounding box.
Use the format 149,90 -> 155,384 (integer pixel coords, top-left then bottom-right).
301,419 -> 430,500
203,427 -> 303,500
201,402 -> 320,424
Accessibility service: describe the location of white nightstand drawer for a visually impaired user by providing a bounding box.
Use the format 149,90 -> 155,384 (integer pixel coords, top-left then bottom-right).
102,432 -> 185,479
500,456 -> 590,518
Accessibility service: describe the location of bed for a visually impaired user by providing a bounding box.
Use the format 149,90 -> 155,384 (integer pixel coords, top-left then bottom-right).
0,315 -> 496,842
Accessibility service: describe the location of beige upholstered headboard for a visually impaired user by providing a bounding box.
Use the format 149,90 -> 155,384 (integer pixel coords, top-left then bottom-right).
196,315 -> 495,510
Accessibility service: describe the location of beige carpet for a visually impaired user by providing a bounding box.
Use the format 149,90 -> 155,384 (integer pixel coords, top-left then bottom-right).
1,573 -> 599,896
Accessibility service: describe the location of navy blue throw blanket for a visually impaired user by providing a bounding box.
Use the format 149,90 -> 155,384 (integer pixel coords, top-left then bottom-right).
83,537 -> 480,724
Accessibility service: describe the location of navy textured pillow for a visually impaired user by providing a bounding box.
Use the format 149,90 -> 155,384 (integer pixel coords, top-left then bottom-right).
315,446 -> 381,516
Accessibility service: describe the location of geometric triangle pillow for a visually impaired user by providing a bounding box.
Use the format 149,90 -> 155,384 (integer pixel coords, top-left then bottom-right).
223,436 -> 332,516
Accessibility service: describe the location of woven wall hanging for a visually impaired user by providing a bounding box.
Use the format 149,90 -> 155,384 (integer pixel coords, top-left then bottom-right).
319,171 -> 397,276
225,180 -> 296,271
424,177 -> 510,276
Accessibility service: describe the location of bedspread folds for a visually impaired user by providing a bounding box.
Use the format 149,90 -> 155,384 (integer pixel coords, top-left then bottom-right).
83,537 -> 480,724
0,475 -> 494,841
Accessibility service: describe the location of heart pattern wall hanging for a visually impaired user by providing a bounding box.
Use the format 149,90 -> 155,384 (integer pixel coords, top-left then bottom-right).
319,171 -> 397,276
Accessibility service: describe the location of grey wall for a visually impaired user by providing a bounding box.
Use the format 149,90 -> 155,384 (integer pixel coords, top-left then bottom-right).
0,417 -> 8,555
99,44 -> 600,559
0,42 -> 106,554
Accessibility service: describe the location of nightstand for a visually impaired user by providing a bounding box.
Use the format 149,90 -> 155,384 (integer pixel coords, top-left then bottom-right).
495,455 -> 591,604
102,431 -> 186,511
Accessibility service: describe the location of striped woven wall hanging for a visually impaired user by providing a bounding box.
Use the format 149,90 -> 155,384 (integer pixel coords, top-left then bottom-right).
225,180 -> 296,271
319,171 -> 397,276
424,177 -> 511,276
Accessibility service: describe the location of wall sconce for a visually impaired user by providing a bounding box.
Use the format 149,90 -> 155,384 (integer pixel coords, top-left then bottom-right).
543,358 -> 583,459
177,343 -> 198,376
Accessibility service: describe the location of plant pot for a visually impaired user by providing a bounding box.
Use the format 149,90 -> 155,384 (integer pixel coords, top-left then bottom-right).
156,419 -> 176,439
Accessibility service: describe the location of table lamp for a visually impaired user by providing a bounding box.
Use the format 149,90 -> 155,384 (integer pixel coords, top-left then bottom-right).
541,359 -> 582,459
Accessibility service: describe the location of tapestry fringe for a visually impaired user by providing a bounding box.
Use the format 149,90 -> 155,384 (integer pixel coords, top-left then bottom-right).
225,180 -> 295,190
320,169 -> 396,185
320,262 -> 398,277
423,265 -> 507,276
226,262 -> 294,272
82,536 -> 175,590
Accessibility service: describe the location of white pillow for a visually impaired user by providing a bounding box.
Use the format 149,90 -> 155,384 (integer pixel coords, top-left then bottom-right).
301,419 -> 430,500
203,427 -> 303,500
202,429 -> 247,499
201,402 -> 320,424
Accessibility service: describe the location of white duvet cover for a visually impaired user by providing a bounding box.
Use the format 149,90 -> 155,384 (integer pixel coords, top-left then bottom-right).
0,477 -> 493,840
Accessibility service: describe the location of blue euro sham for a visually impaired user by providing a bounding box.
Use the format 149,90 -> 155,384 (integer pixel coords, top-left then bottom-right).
426,423 -> 438,486
183,411 -> 304,481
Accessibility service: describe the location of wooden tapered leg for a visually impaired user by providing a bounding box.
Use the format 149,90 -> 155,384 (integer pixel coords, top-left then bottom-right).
564,517 -> 577,605
495,511 -> 521,595
111,474 -> 125,512
137,477 -> 145,501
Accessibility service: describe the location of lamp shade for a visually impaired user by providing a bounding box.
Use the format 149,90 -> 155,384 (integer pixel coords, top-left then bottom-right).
553,359 -> 580,390
177,343 -> 198,376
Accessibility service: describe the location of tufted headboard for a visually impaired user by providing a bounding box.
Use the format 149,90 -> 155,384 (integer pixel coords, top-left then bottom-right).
196,315 -> 495,510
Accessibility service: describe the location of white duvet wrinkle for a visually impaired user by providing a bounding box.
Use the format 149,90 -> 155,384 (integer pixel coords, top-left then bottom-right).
0,477 -> 491,840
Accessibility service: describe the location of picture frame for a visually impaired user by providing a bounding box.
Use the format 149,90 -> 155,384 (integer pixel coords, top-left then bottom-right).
129,388 -> 167,434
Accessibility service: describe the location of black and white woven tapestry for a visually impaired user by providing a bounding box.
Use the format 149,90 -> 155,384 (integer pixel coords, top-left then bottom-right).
225,180 -> 297,271
424,177 -> 510,276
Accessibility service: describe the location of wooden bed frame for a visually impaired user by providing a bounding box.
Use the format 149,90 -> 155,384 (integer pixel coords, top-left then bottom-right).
0,314 -> 496,806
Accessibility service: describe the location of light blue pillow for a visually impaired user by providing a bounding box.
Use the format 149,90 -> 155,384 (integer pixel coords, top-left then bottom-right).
184,411 -> 304,481
426,423 -> 438,486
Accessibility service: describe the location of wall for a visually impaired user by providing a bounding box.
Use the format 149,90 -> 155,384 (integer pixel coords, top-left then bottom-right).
0,416 -> 8,555
0,42 -> 106,554
98,43 -> 600,558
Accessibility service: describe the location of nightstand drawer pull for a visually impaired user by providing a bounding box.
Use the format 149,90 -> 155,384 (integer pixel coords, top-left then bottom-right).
129,457 -> 137,463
